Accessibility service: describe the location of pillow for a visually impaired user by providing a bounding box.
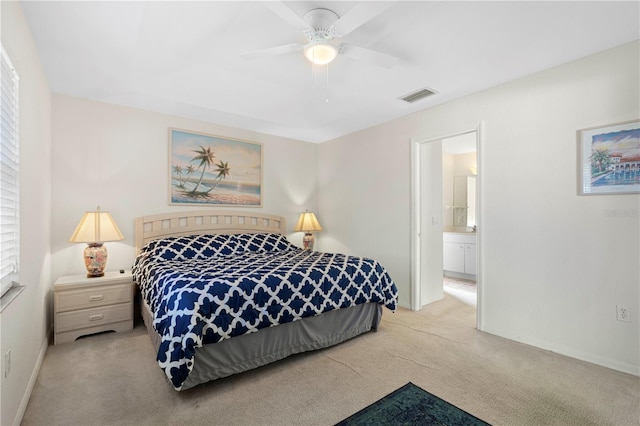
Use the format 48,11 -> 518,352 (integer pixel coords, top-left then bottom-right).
136,238 -> 164,256
233,233 -> 294,253
146,234 -> 239,261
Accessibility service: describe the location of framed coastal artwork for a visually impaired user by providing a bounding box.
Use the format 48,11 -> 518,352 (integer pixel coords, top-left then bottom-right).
577,120 -> 640,195
169,128 -> 263,206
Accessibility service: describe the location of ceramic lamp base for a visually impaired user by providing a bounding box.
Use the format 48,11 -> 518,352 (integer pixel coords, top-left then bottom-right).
302,232 -> 315,251
84,243 -> 108,278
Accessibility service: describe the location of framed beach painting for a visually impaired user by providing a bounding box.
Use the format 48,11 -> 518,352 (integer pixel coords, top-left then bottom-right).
577,120 -> 640,195
169,128 -> 263,206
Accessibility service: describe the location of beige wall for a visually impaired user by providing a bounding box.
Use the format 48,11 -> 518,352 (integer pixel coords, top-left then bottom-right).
318,41 -> 640,375
50,95 -> 318,280
0,2 -> 53,425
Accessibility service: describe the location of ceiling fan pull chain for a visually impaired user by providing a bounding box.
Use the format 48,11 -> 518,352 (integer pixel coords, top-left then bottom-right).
325,63 -> 330,103
312,62 -> 319,92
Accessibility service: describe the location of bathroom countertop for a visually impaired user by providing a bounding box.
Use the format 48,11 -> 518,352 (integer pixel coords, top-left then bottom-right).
443,231 -> 477,243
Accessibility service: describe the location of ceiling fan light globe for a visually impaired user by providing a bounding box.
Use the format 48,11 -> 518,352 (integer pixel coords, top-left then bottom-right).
304,42 -> 337,65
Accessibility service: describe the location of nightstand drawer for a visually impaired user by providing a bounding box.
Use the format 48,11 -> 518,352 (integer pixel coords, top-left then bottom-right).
55,283 -> 132,312
55,302 -> 132,333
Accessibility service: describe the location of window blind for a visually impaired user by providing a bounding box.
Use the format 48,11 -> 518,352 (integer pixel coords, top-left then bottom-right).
0,47 -> 19,298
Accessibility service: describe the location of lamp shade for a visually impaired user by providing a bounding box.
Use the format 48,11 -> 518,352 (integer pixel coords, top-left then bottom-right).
294,211 -> 323,232
69,208 -> 124,243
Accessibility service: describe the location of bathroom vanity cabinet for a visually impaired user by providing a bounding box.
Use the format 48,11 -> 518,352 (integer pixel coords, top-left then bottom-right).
443,232 -> 477,277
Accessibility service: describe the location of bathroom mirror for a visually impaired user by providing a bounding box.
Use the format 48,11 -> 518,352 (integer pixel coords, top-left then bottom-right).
453,175 -> 477,228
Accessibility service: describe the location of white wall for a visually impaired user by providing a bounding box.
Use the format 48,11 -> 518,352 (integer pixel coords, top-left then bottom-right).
317,123 -> 412,307
0,2 -> 53,425
319,41 -> 639,375
51,95 -> 318,280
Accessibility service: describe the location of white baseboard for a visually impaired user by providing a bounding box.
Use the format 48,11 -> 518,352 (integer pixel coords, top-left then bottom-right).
535,339 -> 640,377
13,326 -> 50,425
487,329 -> 639,378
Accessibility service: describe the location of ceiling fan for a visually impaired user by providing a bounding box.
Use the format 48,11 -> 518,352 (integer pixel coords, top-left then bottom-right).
241,2 -> 398,69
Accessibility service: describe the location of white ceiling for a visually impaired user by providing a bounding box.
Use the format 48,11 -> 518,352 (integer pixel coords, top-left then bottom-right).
20,1 -> 640,143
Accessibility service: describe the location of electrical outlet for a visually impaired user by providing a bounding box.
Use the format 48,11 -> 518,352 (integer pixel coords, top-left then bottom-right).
616,305 -> 631,322
4,349 -> 10,378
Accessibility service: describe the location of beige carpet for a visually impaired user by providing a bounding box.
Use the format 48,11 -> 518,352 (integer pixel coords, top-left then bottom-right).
22,295 -> 639,426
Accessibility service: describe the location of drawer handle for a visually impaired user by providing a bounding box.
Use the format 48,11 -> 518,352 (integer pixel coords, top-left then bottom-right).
89,295 -> 104,302
89,314 -> 104,321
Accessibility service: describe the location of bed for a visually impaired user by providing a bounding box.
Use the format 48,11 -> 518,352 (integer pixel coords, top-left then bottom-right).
132,210 -> 398,390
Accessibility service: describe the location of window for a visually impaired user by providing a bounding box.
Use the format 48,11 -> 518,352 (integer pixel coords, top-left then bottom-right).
0,46 -> 19,298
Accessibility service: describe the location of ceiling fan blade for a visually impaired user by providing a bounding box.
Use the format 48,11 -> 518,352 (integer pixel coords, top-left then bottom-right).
338,43 -> 398,69
241,43 -> 302,60
332,2 -> 394,36
262,2 -> 312,31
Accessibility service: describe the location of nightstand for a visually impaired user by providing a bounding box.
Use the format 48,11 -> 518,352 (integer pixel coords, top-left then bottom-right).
54,270 -> 134,345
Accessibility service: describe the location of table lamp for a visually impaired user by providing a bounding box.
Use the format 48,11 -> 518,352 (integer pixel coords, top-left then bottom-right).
69,206 -> 124,277
294,211 -> 322,251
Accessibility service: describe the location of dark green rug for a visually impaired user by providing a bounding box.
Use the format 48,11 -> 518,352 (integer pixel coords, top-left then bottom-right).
336,382 -> 490,426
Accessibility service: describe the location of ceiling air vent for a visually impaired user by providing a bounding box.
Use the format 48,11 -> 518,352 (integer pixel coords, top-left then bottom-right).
399,87 -> 437,103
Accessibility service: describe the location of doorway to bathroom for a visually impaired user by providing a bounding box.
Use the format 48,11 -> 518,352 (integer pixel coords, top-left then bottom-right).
442,133 -> 477,308
410,125 -> 482,328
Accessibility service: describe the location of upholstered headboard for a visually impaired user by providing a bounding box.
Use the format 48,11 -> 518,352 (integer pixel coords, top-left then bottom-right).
134,210 -> 286,255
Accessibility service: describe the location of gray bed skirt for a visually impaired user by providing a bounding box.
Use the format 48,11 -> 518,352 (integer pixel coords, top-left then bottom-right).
141,298 -> 383,390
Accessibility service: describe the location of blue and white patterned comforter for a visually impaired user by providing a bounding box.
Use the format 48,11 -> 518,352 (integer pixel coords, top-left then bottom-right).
132,233 -> 398,390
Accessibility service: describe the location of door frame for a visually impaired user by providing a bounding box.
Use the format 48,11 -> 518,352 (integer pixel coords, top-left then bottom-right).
410,123 -> 484,330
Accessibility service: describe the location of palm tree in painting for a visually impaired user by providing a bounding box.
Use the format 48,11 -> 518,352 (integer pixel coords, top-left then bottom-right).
173,165 -> 185,188
591,148 -> 611,174
190,145 -> 216,193
212,160 -> 231,190
185,164 -> 196,186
